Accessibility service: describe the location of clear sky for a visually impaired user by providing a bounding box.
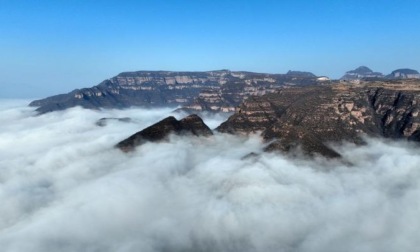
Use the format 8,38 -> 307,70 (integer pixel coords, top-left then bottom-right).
1,0 -> 420,98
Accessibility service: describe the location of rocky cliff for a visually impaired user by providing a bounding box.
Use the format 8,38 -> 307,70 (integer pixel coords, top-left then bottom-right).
217,79 -> 420,157
29,70 -> 319,114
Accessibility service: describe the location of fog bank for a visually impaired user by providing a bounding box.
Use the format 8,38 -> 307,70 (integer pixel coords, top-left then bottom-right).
0,101 -> 419,252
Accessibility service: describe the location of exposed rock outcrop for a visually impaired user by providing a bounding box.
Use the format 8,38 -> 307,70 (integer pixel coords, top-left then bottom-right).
217,79 -> 420,157
116,114 -> 212,152
29,70 -> 319,114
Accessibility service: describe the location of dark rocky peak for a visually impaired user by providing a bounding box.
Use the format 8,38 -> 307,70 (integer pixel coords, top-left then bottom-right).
286,70 -> 316,78
388,68 -> 420,79
178,114 -> 215,136
116,114 -> 212,152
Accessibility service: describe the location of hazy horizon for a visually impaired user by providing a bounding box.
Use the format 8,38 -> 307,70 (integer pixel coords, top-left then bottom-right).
1,0 -> 420,98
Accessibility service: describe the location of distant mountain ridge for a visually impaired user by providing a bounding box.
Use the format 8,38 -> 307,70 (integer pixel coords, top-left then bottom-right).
29,67 -> 420,114
29,69 -> 320,114
341,66 -> 420,80
388,69 -> 420,79
285,70 -> 316,78
340,66 -> 384,80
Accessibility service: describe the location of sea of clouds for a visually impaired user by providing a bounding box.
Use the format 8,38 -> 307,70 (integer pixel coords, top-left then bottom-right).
0,99 -> 419,252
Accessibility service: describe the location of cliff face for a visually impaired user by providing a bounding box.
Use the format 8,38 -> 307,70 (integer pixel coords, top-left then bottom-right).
217,80 -> 420,157
29,70 -> 319,114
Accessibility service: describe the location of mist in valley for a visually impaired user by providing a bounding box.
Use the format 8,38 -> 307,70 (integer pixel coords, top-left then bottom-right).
0,100 -> 419,252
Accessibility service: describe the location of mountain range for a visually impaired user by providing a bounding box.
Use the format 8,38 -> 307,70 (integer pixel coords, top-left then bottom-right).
29,67 -> 420,157
29,70 -> 319,114
340,66 -> 420,80
30,67 -> 420,115
114,78 -> 420,158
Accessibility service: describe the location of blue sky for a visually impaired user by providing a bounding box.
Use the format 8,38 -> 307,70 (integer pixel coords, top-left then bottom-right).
1,0 -> 420,98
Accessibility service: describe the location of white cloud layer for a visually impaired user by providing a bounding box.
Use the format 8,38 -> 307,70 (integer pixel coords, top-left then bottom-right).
0,100 -> 419,252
